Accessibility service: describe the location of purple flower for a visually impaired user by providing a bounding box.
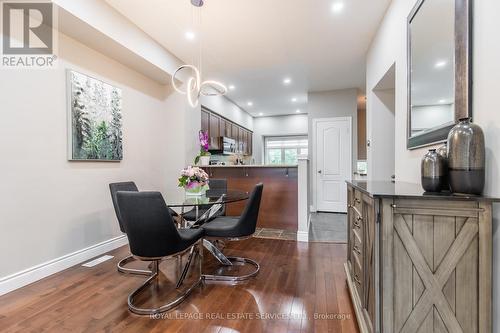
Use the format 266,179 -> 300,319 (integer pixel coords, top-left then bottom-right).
199,130 -> 209,152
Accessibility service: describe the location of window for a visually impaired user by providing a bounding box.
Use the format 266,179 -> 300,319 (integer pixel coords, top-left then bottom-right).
265,136 -> 308,165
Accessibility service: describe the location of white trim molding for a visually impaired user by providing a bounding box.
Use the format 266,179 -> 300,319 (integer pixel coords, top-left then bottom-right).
0,235 -> 127,296
297,157 -> 310,242
297,214 -> 312,242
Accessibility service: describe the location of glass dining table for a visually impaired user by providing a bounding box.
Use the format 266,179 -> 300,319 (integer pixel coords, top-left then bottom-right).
165,189 -> 249,228
166,189 -> 250,267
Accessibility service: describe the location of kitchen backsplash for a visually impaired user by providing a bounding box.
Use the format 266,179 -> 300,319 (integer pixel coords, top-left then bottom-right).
210,154 -> 254,165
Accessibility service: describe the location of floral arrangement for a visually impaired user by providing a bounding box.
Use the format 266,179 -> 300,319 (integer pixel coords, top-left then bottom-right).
194,130 -> 211,165
178,166 -> 210,194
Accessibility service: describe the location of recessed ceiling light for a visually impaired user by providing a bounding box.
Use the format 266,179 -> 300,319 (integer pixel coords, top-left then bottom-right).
296,109 -> 301,113
331,2 -> 345,13
438,99 -> 446,103
247,101 -> 253,106
291,97 -> 298,103
185,31 -> 195,41
283,77 -> 292,85
228,85 -> 235,90
259,112 -> 264,116
435,60 -> 447,68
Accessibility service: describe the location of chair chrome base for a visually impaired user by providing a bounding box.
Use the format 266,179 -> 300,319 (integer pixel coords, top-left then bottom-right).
117,255 -> 153,276
127,242 -> 202,315
203,256 -> 260,282
202,239 -> 260,282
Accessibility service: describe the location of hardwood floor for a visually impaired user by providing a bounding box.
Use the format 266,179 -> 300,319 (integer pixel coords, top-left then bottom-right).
0,238 -> 359,333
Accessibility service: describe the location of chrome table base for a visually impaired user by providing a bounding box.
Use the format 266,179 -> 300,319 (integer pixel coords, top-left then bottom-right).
202,239 -> 260,282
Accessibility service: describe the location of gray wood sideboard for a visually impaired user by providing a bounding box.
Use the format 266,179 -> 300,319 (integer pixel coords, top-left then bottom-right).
345,181 -> 498,333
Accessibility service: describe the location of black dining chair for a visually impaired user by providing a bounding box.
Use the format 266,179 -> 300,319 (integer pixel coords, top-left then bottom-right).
182,178 -> 227,222
109,181 -> 179,275
201,183 -> 263,282
117,191 -> 204,315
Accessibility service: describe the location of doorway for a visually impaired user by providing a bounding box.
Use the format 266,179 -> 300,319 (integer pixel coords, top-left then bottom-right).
313,117 -> 352,213
369,64 -> 396,181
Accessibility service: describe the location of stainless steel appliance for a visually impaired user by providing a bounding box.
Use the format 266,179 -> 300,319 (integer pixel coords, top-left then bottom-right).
209,137 -> 236,155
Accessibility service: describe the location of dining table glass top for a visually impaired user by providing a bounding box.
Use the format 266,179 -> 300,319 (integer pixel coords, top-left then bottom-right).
165,190 -> 249,208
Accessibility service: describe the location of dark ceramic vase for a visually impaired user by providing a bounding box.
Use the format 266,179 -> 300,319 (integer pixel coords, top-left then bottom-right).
436,143 -> 449,191
447,117 -> 485,195
421,149 -> 446,192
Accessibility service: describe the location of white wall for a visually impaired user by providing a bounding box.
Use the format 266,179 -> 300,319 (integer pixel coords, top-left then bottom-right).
0,31 -> 190,279
252,114 -> 308,164
367,0 -> 500,330
370,87 -> 396,180
308,89 -> 358,169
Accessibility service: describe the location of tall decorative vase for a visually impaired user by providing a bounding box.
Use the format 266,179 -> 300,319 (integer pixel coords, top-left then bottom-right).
447,118 -> 485,195
436,143 -> 449,191
421,149 -> 446,192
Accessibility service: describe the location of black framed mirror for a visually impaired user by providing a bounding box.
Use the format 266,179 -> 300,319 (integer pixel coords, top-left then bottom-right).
407,0 -> 472,149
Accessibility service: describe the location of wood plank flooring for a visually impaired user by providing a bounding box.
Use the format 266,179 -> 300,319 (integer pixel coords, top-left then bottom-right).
0,238 -> 358,333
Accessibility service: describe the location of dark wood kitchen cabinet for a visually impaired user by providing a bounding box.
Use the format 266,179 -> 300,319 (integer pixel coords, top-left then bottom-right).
230,123 -> 237,141
248,132 -> 253,155
200,106 -> 253,155
238,127 -> 244,154
209,114 -> 220,137
208,113 -> 220,150
219,118 -> 227,137
201,109 -> 209,135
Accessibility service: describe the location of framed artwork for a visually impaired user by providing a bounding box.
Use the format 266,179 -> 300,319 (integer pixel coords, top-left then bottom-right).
67,70 -> 123,161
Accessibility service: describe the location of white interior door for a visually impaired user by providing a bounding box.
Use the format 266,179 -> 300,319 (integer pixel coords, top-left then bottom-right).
315,118 -> 352,213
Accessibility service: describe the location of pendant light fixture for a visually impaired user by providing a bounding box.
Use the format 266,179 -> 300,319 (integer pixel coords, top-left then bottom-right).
172,0 -> 227,108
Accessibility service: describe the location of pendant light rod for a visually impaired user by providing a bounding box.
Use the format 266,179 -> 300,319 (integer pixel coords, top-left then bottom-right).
172,0 -> 227,108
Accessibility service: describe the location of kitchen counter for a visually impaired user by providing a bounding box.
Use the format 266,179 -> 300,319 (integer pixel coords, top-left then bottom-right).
202,165 -> 298,231
204,164 -> 297,168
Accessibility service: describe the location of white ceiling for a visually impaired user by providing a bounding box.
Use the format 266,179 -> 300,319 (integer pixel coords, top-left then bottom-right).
105,0 -> 391,117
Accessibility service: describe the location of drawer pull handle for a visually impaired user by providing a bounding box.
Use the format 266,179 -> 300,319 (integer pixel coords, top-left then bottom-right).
354,274 -> 361,285
353,221 -> 361,229
353,245 -> 361,255
356,216 -> 363,222
354,198 -> 361,204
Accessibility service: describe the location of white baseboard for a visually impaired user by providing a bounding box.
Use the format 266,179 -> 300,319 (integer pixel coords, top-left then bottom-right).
297,231 -> 309,242
297,214 -> 312,243
0,235 -> 128,296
